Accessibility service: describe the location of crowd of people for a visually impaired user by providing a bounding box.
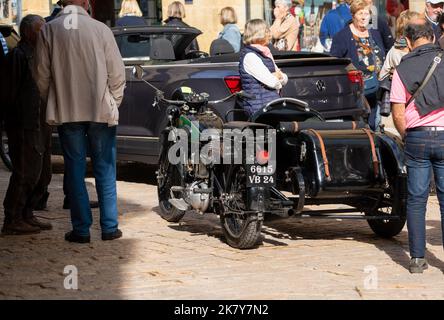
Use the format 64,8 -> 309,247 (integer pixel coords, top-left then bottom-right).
1,0 -> 444,274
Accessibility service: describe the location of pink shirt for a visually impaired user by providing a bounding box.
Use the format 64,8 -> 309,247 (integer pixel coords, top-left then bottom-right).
390,69 -> 444,128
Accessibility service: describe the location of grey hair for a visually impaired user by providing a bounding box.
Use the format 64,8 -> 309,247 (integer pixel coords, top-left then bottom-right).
19,14 -> 44,40
274,0 -> 292,8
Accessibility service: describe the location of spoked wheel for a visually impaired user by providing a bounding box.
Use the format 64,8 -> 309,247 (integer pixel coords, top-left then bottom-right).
0,123 -> 12,171
220,165 -> 263,249
157,148 -> 186,223
365,177 -> 406,238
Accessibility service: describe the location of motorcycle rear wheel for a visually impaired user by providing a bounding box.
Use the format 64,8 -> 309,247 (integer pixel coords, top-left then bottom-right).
220,165 -> 263,249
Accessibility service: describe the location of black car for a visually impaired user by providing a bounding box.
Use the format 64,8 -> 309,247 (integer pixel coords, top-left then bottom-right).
109,26 -> 366,165
1,25 -> 366,169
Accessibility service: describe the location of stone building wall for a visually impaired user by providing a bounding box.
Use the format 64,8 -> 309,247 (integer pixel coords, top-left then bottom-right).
162,0 -> 265,52
22,0 -> 50,18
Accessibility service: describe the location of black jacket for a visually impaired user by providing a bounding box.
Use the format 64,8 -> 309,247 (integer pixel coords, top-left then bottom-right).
164,17 -> 199,53
3,42 -> 42,130
375,16 -> 394,53
397,43 -> 444,116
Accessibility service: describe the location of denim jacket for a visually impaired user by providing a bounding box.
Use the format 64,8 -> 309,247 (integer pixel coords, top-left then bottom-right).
218,24 -> 241,53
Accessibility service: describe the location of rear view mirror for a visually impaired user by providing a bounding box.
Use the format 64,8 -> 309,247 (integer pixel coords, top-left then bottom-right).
132,65 -> 145,79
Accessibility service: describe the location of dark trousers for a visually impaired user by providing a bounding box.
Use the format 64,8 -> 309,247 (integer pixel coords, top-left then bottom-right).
3,125 -> 52,224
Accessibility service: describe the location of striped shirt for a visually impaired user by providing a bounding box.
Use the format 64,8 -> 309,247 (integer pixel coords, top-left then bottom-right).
0,33 -> 8,55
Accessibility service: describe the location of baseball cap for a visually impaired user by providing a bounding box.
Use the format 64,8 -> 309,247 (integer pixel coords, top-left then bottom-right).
427,0 -> 444,4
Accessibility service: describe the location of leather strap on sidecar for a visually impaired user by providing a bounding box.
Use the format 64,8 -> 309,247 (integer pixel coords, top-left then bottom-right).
362,128 -> 380,178
308,129 -> 331,179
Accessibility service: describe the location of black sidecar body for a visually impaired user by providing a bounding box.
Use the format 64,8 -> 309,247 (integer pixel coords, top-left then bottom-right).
246,98 -> 407,238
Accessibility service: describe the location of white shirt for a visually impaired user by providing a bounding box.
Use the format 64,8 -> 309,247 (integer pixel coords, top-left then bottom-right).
243,52 -> 288,90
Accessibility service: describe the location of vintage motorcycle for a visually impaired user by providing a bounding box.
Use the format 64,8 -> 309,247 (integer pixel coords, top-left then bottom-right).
133,66 -> 407,250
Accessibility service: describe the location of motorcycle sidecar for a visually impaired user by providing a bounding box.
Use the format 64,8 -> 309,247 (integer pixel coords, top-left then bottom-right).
249,98 -> 407,238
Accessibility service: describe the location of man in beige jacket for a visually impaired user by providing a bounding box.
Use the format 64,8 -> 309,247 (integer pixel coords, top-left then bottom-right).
34,0 -> 126,243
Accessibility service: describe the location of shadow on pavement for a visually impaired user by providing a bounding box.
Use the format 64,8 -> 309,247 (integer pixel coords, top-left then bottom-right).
0,169 -> 146,299
152,199 -> 444,273
153,206 -> 226,245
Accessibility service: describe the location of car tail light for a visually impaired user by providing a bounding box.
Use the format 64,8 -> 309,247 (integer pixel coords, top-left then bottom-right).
348,70 -> 364,88
256,150 -> 270,165
224,76 -> 242,94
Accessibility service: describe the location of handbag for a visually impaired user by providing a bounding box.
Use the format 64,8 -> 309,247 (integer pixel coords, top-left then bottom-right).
364,73 -> 379,96
274,38 -> 288,51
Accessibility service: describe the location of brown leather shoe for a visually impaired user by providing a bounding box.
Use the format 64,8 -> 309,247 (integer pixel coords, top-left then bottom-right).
25,216 -> 53,230
2,220 -> 41,235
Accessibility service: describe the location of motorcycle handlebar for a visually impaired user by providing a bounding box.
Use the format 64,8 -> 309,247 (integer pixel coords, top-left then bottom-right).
156,90 -> 254,107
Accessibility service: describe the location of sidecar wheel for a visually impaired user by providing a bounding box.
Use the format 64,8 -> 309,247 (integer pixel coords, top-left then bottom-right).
157,153 -> 186,223
367,217 -> 406,238
366,179 -> 406,238
0,124 -> 12,171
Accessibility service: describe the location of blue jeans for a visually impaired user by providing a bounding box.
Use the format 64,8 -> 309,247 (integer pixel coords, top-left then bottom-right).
58,122 -> 118,236
405,130 -> 444,258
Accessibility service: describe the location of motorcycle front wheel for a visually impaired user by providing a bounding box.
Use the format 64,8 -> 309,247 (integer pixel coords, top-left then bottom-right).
157,148 -> 186,223
220,165 -> 263,249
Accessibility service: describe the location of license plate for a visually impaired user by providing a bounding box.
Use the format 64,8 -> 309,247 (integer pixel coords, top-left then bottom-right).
247,164 -> 276,187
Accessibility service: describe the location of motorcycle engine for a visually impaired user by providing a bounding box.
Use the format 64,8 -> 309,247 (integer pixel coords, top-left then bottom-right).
184,181 -> 210,214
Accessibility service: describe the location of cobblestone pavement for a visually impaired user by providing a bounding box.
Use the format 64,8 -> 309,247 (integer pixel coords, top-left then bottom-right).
0,158 -> 443,300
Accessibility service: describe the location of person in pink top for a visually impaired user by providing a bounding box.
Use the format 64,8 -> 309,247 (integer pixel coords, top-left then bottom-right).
391,18 -> 444,274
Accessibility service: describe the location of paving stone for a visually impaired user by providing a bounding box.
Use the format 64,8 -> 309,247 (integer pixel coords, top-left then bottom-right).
0,159 -> 443,299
